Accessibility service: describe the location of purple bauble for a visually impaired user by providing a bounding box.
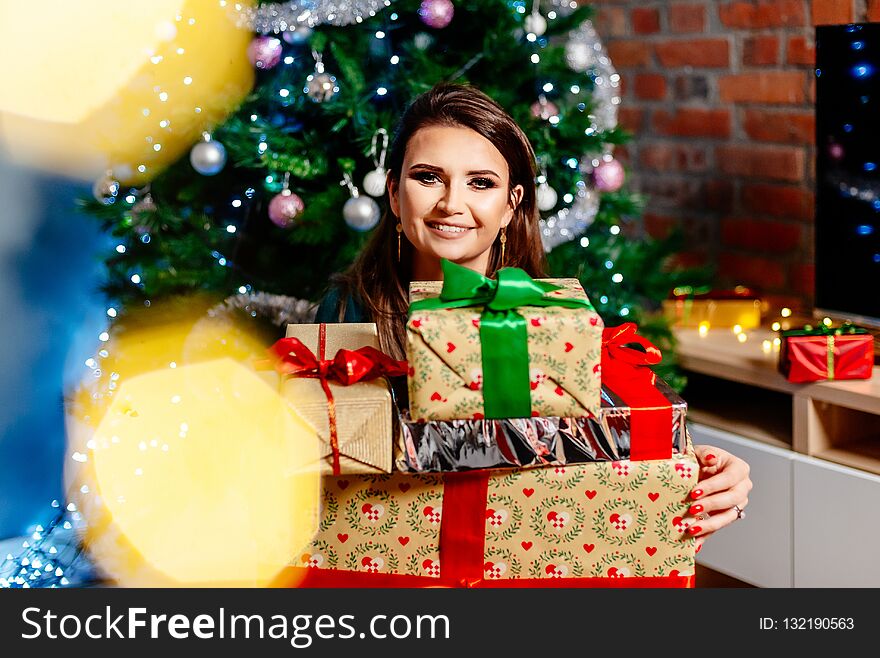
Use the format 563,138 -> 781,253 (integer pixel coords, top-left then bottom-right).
268,190 -> 304,228
247,36 -> 283,70
592,158 -> 626,193
419,0 -> 454,29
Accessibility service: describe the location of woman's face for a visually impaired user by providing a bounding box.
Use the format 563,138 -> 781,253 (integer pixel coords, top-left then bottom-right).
388,124 -> 523,275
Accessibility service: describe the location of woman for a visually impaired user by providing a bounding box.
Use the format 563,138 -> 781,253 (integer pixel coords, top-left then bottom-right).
317,83 -> 751,548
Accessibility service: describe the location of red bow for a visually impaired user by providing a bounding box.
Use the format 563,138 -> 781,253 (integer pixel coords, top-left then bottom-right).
600,323 -> 671,462
270,338 -> 408,384
269,328 -> 407,475
602,322 -> 663,367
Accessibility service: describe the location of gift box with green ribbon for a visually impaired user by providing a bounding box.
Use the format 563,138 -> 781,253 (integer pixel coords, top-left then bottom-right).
406,259 -> 603,422
779,323 -> 874,383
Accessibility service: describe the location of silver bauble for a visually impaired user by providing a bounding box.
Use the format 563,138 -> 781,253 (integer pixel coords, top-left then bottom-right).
305,72 -> 339,102
524,13 -> 547,36
536,182 -> 558,211
282,25 -> 313,44
93,173 -> 120,205
190,139 -> 227,176
362,168 -> 388,197
343,195 -> 381,231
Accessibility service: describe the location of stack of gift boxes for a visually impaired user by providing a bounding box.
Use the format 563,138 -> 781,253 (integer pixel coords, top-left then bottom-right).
272,260 -> 699,587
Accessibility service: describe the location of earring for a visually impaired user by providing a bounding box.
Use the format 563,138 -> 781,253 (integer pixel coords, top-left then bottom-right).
499,226 -> 507,269
396,222 -> 403,262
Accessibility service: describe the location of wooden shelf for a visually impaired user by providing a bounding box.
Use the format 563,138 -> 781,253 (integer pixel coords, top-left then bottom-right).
674,327 -> 880,476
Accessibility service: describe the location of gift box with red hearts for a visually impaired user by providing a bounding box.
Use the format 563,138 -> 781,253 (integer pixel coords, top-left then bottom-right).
406,261 -> 603,423
276,442 -> 698,588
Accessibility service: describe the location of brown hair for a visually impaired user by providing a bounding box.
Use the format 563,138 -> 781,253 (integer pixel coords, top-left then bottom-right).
332,83 -> 547,360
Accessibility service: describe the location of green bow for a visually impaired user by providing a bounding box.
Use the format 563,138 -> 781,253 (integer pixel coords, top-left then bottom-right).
409,258 -> 593,418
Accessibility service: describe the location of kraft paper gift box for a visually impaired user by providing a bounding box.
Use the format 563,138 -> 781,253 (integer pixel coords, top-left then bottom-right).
406,259 -> 604,422
279,445 -> 698,588
279,323 -> 401,474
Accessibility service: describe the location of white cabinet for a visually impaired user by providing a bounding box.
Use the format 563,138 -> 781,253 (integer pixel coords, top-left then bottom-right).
689,423 -> 795,588
792,455 -> 880,587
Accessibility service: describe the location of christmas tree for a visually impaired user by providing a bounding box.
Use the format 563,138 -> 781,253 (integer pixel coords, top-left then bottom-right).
79,0 -> 704,386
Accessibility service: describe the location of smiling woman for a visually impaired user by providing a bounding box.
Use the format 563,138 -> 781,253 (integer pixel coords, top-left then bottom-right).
316,83 -> 545,361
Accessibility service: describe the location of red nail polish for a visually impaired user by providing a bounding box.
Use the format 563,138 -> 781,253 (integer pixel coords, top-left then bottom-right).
688,504 -> 704,515
705,453 -> 716,461
688,526 -> 702,535
695,543 -> 703,553
690,489 -> 704,500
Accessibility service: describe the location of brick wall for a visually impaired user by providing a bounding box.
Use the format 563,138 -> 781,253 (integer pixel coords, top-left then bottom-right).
586,0 -> 880,310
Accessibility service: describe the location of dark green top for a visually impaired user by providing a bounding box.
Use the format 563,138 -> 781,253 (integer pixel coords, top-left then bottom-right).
315,286 -> 366,324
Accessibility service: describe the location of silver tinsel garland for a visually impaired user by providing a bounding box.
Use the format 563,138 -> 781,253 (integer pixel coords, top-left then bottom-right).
240,0 -> 393,32
207,291 -> 318,327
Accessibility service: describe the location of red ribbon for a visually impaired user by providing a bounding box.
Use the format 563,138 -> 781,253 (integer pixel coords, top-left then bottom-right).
269,324 -> 408,475
601,323 -> 672,461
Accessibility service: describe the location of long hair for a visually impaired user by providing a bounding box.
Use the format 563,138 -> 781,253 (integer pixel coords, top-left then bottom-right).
333,83 -> 547,360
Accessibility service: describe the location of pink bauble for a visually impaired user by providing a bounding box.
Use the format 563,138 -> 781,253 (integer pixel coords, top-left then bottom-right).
419,0 -> 454,29
247,36 -> 283,70
530,99 -> 559,120
592,159 -> 626,192
268,190 -> 304,228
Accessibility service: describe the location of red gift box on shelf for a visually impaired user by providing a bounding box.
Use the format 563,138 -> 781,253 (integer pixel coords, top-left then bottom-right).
779,324 -> 874,383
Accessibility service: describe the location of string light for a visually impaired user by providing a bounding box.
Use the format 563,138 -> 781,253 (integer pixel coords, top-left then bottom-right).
732,324 -> 743,335
771,321 -> 781,331
737,333 -> 747,343
762,340 -> 772,353
698,321 -> 710,337
781,307 -> 792,317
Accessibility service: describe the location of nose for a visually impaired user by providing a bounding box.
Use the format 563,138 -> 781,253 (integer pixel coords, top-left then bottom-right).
437,182 -> 464,215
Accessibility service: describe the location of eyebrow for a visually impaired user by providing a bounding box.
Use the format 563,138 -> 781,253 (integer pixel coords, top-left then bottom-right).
409,163 -> 501,177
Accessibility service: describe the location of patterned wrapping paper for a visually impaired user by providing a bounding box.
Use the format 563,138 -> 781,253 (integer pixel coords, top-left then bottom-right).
407,278 -> 604,422
397,381 -> 687,472
284,444 -> 698,587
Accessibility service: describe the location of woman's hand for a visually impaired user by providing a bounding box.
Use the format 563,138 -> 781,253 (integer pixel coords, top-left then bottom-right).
684,445 -> 752,552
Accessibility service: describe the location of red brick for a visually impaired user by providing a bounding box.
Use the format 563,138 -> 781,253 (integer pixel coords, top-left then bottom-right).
653,108 -> 732,138
617,107 -> 644,132
721,217 -> 803,253
743,35 -> 780,66
716,145 -> 806,182
615,145 -> 631,165
643,212 -> 678,239
639,176 -> 704,209
742,109 -> 815,144
719,1 -> 806,28
787,36 -> 815,66
719,72 -> 806,103
706,180 -> 736,213
607,40 -> 652,68
594,7 -> 627,37
639,143 -> 709,172
718,252 -> 787,290
741,183 -> 814,220
790,263 -> 815,298
634,73 -> 667,100
669,251 -> 710,269
869,0 -> 880,22
655,39 -> 729,67
669,3 -> 706,32
811,0 -> 854,25
632,7 -> 661,34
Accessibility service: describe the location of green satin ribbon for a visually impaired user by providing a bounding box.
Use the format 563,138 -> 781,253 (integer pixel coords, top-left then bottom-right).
409,259 -> 593,418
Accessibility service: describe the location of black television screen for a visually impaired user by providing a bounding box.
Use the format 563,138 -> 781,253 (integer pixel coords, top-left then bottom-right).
815,23 -> 880,327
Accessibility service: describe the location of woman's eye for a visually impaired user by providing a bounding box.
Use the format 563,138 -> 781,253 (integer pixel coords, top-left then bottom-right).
413,172 -> 440,184
471,178 -> 496,189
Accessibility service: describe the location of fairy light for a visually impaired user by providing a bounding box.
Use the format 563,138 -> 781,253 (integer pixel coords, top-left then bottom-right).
527,33 -> 537,42
732,324 -> 743,335
737,333 -> 748,343
698,321 -> 710,337
771,321 -> 781,331
610,225 -> 621,235
762,340 -> 772,353
530,54 -> 540,63
611,273 -> 623,283
130,274 -> 141,284
822,317 -> 833,327
183,76 -> 192,85
106,308 -> 117,318
579,237 -> 589,247
377,87 -> 388,96
116,244 -> 126,254
226,225 -> 237,233
390,55 -> 400,64
781,307 -> 792,317
542,83 -> 554,93
773,337 -> 782,350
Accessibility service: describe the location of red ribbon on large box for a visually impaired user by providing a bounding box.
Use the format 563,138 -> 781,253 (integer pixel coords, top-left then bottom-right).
600,323 -> 673,461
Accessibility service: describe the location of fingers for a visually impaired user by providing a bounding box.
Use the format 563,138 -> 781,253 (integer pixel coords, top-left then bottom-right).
682,506 -> 742,539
